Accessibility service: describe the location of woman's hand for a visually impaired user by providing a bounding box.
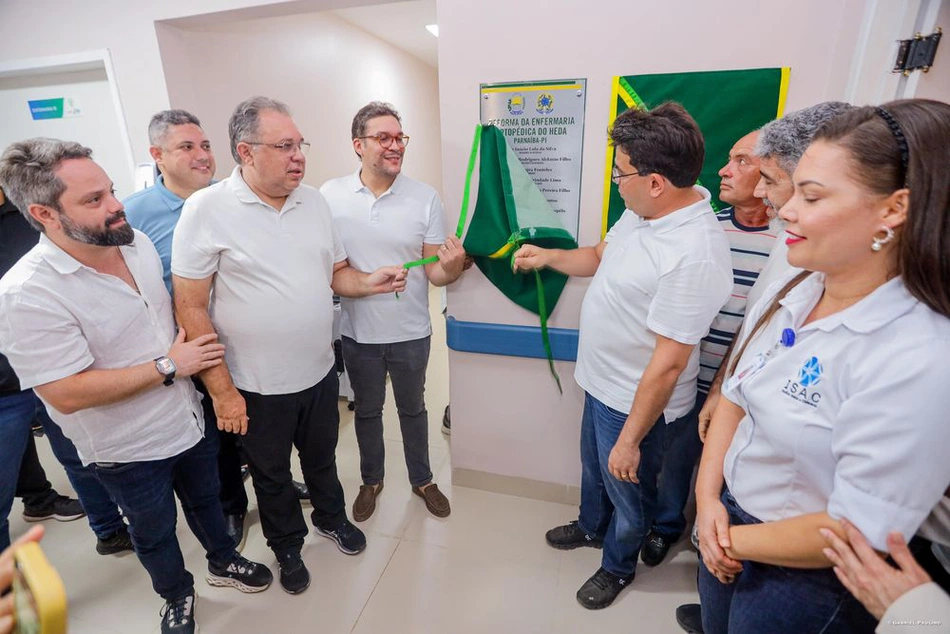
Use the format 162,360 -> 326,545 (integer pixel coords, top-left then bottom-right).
697,497 -> 743,583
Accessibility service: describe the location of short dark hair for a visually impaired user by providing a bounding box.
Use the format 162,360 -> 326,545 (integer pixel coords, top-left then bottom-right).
148,109 -> 201,146
609,102 -> 704,187
0,138 -> 93,232
813,99 -> 950,318
351,101 -> 401,139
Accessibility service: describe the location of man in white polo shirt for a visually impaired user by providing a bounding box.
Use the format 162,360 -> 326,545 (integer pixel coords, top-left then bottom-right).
320,102 -> 466,522
172,97 -> 407,596
0,138 -> 272,634
513,102 -> 732,610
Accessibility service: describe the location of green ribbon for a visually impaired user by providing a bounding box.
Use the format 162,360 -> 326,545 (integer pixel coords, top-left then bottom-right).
398,125 -> 562,393
401,125 -> 483,272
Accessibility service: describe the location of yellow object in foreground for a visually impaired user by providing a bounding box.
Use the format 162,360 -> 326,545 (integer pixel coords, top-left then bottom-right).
13,542 -> 68,634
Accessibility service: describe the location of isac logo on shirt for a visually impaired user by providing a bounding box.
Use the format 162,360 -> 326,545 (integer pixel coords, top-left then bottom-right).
781,356 -> 823,408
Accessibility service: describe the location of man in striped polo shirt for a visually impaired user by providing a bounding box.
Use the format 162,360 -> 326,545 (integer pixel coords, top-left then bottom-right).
640,130 -> 776,567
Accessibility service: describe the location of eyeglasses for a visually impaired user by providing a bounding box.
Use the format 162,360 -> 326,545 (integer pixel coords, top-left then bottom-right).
246,140 -> 311,156
611,167 -> 641,184
358,133 -> 410,149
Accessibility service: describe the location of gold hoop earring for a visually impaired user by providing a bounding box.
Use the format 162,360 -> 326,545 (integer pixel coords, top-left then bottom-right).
871,226 -> 895,252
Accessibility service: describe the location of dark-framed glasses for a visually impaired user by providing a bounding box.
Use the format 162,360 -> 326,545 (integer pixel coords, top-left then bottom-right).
611,167 -> 641,184
359,133 -> 410,149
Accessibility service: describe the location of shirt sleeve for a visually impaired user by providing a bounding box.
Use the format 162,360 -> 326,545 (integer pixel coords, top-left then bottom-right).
828,339 -> 950,551
0,290 -> 93,389
423,192 -> 448,245
170,196 -> 218,279
647,259 -> 732,345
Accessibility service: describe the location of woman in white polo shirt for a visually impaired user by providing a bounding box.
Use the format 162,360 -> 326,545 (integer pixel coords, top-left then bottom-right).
694,98 -> 950,634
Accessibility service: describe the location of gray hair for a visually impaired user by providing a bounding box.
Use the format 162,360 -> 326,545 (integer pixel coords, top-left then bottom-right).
755,101 -> 854,174
148,109 -> 202,146
0,138 -> 93,232
228,96 -> 291,164
351,101 -> 401,139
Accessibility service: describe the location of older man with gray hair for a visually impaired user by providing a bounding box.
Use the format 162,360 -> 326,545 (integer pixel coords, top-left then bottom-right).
674,100 -> 854,634
172,96 -> 407,596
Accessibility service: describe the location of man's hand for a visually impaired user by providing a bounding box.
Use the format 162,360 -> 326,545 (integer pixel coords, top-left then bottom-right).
607,436 -> 641,484
167,327 -> 225,378
367,266 -> 408,295
512,244 -> 551,272
0,525 -> 45,634
698,389 -> 720,443
821,520 -> 931,620
436,236 -> 467,279
213,388 -> 248,435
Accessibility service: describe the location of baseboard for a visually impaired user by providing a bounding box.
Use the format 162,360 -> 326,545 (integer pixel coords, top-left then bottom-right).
452,467 -> 581,505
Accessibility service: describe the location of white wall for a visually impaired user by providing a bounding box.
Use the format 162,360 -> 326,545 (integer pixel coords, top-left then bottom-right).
0,68 -> 134,200
0,0 -> 385,165
435,0 -> 903,489
156,11 -> 441,190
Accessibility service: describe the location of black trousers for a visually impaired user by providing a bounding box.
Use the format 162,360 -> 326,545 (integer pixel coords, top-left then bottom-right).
239,369 -> 345,555
194,378 -> 247,516
15,434 -> 57,508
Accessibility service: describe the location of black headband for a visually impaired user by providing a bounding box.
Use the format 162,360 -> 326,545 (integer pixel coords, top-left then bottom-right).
875,107 -> 910,185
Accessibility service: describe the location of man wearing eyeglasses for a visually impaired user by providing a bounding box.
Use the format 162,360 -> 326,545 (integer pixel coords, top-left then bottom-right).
320,102 -> 466,523
513,103 -> 732,610
171,96 -> 408,596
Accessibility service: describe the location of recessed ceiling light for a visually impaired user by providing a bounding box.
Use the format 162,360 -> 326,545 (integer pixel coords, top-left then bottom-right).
425,24 -> 439,37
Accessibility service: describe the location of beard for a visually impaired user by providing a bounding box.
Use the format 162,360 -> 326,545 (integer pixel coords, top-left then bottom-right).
59,210 -> 134,247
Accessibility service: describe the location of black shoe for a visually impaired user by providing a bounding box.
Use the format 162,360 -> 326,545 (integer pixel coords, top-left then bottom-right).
576,567 -> 634,609
293,480 -> 310,504
545,521 -> 603,550
441,405 -> 451,436
277,550 -> 310,594
206,555 -> 272,593
225,512 -> 247,551
96,525 -> 134,556
240,464 -> 250,482
675,603 -> 704,633
641,529 -> 676,566
314,518 -> 366,555
160,593 -> 196,634
22,494 -> 85,522
31,423 -> 44,437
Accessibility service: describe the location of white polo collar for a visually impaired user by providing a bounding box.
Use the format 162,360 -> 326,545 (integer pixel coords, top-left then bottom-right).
780,273 -> 918,335
643,186 -> 713,235
229,165 -> 304,212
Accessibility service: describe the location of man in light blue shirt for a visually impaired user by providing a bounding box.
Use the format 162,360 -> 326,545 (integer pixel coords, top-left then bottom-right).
124,110 -> 215,294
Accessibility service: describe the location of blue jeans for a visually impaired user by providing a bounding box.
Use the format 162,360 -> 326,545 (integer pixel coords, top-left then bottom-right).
652,394 -> 706,539
92,414 -> 236,601
342,336 -> 433,487
698,489 -> 877,634
0,389 -> 123,550
577,392 -> 669,578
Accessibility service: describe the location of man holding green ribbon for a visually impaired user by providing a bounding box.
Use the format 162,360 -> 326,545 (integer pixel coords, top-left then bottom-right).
514,102 -> 732,610
321,102 -> 467,522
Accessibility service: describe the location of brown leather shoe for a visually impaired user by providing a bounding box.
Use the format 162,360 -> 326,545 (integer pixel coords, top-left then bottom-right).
412,483 -> 451,518
352,483 -> 383,522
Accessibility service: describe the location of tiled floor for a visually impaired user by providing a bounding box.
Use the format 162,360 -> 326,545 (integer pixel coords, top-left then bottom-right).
10,289 -> 699,633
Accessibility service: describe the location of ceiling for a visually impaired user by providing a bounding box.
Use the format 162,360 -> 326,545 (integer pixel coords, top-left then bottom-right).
331,0 -> 438,68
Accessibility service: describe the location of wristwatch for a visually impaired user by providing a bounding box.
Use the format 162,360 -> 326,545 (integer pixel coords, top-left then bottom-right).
154,356 -> 176,386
